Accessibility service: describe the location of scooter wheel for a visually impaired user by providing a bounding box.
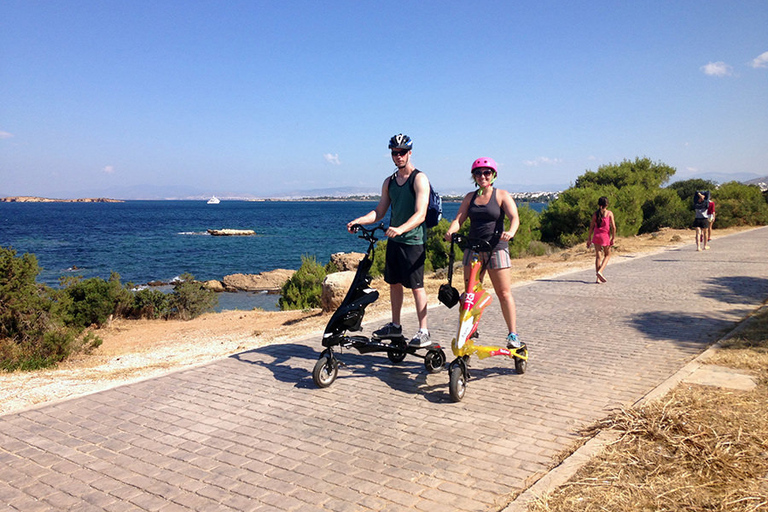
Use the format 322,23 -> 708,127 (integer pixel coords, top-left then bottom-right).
514,348 -> 528,375
424,349 -> 446,373
449,365 -> 466,402
312,356 -> 338,388
387,347 -> 407,364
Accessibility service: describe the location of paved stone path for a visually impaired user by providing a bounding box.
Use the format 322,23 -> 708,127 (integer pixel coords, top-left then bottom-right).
1,227 -> 766,512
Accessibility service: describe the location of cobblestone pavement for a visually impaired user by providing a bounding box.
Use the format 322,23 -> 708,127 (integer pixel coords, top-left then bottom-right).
1,227 -> 766,512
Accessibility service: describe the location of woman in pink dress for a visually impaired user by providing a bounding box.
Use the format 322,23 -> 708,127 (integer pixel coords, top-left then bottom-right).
586,196 -> 617,283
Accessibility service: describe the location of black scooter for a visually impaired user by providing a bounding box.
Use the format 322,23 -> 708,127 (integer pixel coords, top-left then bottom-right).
312,224 -> 446,388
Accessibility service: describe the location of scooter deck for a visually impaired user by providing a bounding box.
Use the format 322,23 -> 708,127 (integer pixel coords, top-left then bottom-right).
347,336 -> 442,355
372,334 -> 441,349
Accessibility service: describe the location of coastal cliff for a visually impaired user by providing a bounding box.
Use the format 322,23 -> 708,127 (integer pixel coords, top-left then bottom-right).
1,196 -> 123,203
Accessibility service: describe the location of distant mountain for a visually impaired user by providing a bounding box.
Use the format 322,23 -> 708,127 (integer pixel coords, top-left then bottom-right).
744,176 -> 768,191
263,186 -> 380,199
11,180 -> 569,202
669,171 -> 764,185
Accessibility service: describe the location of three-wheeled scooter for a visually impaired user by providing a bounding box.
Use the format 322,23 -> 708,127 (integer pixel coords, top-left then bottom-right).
312,224 -> 446,388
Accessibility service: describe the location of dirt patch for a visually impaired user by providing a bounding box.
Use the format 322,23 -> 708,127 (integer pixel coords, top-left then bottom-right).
0,227 -> 752,416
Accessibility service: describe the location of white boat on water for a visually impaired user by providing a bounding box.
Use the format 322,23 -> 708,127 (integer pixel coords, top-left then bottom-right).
207,196 -> 220,204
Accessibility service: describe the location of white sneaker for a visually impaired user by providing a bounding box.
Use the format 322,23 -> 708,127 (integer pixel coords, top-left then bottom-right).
506,333 -> 523,349
409,330 -> 431,348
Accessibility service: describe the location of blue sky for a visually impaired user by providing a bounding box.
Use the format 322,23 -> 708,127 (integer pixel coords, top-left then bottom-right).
1,1 -> 767,198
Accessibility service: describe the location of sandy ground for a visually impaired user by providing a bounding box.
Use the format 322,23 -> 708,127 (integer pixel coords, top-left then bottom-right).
0,227 -> 746,416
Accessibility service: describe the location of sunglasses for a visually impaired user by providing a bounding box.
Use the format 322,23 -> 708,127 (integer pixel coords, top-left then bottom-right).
472,169 -> 494,177
391,149 -> 409,157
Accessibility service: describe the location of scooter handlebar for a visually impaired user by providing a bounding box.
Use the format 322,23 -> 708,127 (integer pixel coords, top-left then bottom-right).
451,234 -> 494,252
350,223 -> 387,242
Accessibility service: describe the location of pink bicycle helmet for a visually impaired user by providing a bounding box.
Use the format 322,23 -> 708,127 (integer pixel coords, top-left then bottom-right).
471,157 -> 497,174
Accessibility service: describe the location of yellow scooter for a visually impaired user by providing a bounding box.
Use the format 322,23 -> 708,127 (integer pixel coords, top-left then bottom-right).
441,234 -> 528,402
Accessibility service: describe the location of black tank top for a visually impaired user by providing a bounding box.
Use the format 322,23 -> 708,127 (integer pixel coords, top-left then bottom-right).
467,189 -> 506,251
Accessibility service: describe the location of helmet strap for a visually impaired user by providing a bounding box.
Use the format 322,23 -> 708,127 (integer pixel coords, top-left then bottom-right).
474,174 -> 496,195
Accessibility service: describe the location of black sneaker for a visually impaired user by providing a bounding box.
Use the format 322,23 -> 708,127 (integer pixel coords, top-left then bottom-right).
372,322 -> 402,339
409,330 -> 431,348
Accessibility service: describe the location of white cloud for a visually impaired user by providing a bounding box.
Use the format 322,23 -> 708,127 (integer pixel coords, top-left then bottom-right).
750,51 -> 768,68
323,153 -> 341,165
700,61 -> 733,77
0,131 -> 13,139
523,156 -> 562,167
103,165 -> 115,174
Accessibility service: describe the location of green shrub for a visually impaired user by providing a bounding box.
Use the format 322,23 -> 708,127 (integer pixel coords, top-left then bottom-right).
540,187 -> 607,246
613,185 -> 647,237
526,240 -> 551,257
130,288 -> 170,319
575,157 -> 676,190
59,272 -> 132,328
509,204 -> 541,258
168,273 -> 218,320
425,219 -> 452,270
0,247 -> 101,371
279,256 -> 326,310
0,248 -> 52,343
667,178 -> 718,204
540,158 -> 689,245
369,239 -> 387,278
711,181 -> 768,228
640,188 -> 690,233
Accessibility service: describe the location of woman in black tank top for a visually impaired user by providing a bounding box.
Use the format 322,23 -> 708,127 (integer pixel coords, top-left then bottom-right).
443,157 -> 525,350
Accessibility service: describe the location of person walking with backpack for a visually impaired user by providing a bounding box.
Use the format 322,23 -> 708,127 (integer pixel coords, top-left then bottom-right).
692,191 -> 710,251
347,134 -> 433,348
443,157 -> 523,349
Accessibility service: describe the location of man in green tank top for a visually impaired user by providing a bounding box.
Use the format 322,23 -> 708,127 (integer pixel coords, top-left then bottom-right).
347,134 -> 432,348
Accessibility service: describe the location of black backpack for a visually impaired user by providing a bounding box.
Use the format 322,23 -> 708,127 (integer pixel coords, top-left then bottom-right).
389,169 -> 442,229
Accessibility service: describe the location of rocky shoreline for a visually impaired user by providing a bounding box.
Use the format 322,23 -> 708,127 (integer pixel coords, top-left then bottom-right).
1,196 -> 123,203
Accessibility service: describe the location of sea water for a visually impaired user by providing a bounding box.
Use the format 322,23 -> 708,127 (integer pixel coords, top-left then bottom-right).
1,200 -> 545,311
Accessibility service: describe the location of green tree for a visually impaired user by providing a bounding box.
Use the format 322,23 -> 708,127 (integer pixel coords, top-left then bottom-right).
541,158 -> 678,246
0,249 -> 53,344
130,288 -> 170,319
710,181 -> 768,228
667,179 -> 718,204
575,157 -> 675,190
168,273 -> 218,320
279,256 -> 326,310
508,204 -> 542,258
369,239 -> 387,278
59,272 -> 133,328
540,187 -> 606,246
0,247 -> 100,371
425,218 -> 460,270
640,188 -> 690,233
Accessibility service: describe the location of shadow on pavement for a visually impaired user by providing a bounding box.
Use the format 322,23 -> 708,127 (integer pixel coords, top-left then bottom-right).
537,277 -> 596,284
230,342 -> 453,400
700,275 -> 768,306
630,310 -> 739,345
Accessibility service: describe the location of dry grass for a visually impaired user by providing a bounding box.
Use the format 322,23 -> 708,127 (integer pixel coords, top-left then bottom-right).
528,304 -> 768,512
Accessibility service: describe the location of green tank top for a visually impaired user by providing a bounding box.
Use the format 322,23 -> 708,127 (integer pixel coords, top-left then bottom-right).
388,170 -> 426,245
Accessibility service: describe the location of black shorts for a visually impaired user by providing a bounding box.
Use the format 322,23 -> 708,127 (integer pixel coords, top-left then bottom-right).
384,241 -> 425,289
693,217 -> 709,229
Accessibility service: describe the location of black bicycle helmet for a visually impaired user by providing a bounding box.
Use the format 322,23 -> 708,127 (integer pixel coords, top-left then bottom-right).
388,134 -> 413,150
